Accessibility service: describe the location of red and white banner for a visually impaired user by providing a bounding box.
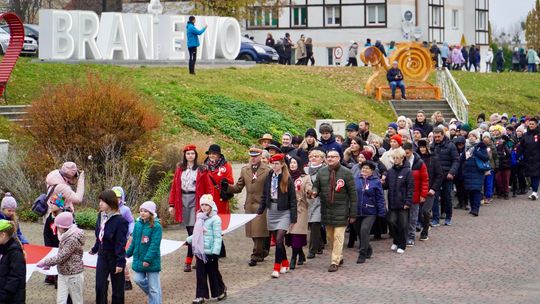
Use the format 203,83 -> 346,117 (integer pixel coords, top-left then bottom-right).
25,214 -> 256,281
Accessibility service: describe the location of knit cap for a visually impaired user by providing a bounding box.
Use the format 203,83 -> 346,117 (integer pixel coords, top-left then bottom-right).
140,201 -> 157,217
54,212 -> 74,229
60,162 -> 79,178
482,131 -> 491,139
388,123 -> 398,131
1,193 -> 17,209
0,219 -> 13,231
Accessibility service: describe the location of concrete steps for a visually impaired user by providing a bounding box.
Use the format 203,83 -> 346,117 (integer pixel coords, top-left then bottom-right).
0,105 -> 30,126
389,99 -> 456,121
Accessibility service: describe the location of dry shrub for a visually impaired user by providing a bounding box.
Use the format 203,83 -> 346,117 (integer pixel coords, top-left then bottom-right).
25,73 -> 161,175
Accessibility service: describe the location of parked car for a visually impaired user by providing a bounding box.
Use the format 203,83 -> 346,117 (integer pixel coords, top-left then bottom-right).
236,37 -> 279,63
1,24 -> 39,42
0,27 -> 38,56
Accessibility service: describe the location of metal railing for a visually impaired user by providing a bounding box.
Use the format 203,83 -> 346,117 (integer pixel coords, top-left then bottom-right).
436,68 -> 470,123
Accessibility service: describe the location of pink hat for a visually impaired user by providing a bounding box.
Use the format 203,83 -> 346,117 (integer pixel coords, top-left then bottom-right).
60,162 -> 79,178
54,212 -> 74,229
140,201 -> 157,217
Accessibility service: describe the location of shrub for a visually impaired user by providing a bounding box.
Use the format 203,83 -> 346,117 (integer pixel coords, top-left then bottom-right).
18,209 -> 40,223
75,208 -> 98,230
0,148 -> 40,205
25,73 -> 161,176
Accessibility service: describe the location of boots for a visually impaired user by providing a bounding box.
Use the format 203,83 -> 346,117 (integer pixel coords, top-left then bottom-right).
298,249 -> 306,266
290,252 -> 297,270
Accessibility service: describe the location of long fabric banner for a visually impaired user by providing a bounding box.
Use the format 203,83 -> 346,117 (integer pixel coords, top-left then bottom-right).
24,213 -> 256,282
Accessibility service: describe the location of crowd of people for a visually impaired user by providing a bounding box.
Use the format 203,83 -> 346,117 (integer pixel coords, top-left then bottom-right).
0,109 -> 539,303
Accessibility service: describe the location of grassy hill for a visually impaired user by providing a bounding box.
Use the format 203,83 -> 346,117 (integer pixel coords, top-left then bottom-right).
5,59 -> 540,160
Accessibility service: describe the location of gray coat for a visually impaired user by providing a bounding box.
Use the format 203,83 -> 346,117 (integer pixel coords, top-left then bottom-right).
305,165 -> 324,223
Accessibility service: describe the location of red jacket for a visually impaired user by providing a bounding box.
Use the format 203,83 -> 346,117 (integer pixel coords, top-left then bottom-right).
168,166 -> 213,223
410,154 -> 429,204
207,162 -> 234,214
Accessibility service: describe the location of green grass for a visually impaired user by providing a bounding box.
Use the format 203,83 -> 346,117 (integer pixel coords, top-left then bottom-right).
5,58 -> 540,160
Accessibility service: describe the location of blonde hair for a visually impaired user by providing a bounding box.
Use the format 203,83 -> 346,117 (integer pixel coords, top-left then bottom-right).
300,137 -> 319,151
308,149 -> 326,159
391,147 -> 406,159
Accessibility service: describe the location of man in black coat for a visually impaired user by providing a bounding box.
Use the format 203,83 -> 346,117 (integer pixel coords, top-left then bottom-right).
387,61 -> 407,99
430,127 -> 460,226
519,117 -> 540,200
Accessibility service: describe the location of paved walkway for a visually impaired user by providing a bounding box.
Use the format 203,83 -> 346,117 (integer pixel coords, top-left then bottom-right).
24,172 -> 540,304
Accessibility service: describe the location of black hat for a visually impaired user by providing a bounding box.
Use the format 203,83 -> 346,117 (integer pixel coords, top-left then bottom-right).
346,123 -> 359,132
266,144 -> 282,153
305,128 -> 317,138
205,144 -> 222,155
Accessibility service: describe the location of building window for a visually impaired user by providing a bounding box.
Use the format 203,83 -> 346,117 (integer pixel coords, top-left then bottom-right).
432,6 -> 441,26
326,6 -> 341,26
367,4 -> 386,25
292,6 -> 307,27
452,9 -> 458,29
428,0 -> 445,43
249,7 -> 278,28
475,0 -> 489,45
477,10 -> 487,30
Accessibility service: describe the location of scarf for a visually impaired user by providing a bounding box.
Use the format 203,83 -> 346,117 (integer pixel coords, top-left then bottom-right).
192,212 -> 210,263
290,169 -> 302,181
327,164 -> 340,204
205,156 -> 227,172
271,173 -> 279,200
98,211 -> 118,243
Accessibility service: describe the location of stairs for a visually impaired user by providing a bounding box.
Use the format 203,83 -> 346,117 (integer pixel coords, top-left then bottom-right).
389,99 -> 456,121
0,105 -> 30,125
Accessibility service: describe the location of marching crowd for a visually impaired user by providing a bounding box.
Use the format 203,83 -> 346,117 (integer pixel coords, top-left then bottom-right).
0,109 -> 539,304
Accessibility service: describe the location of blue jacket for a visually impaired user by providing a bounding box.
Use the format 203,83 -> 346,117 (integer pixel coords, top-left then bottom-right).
127,218 -> 162,273
0,213 -> 28,245
354,175 -> 386,217
91,213 -> 128,268
186,200 -> 223,256
186,22 -> 206,48
462,142 -> 490,191
319,135 -> 343,159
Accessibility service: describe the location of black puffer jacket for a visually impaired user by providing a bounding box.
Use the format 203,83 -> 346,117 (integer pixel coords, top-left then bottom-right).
520,127 -> 540,177
0,238 -> 26,303
420,153 -> 444,192
430,137 -> 460,176
384,164 -> 414,210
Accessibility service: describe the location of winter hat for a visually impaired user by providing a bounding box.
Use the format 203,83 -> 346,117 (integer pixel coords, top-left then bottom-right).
49,193 -> 65,209
1,193 -> 17,209
413,128 -> 426,137
388,123 -> 398,131
489,125 -> 505,135
461,124 -> 472,132
54,212 -> 74,229
510,116 -> 518,124
479,122 -> 489,131
112,186 -> 125,205
346,123 -> 359,132
360,150 -> 373,160
140,201 -> 157,217
199,194 -> 217,213
60,162 -> 79,178
449,124 -> 457,131
453,136 -> 466,145
397,116 -> 407,123
469,130 -> 480,140
390,134 -> 403,146
516,125 -> 527,134
501,113 -> 509,120
489,113 -> 501,125
482,131 -> 491,139
319,123 -> 333,134
305,128 -> 317,138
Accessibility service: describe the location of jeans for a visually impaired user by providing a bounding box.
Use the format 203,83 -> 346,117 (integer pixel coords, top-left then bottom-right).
188,46 -> 197,74
387,209 -> 409,250
57,273 -> 84,304
96,251 -> 125,304
354,216 -> 376,257
469,189 -> 483,214
407,204 -> 420,240
133,271 -> 161,304
484,171 -> 495,199
528,63 -> 537,72
439,179 -> 454,220
389,80 -> 406,98
308,222 -> 323,255
326,225 -> 346,265
195,256 -> 226,299
420,196 -> 434,236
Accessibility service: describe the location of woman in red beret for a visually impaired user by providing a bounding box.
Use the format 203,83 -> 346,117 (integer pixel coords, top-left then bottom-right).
169,144 -> 213,272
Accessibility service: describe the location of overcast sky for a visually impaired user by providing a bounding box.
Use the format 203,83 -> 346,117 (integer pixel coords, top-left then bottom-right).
490,0 -> 536,30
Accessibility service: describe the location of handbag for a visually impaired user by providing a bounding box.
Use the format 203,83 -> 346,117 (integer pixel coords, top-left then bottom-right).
474,156 -> 491,171
31,184 -> 57,216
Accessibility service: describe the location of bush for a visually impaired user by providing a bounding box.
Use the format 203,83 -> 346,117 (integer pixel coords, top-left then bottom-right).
75,208 -> 98,230
25,73 -> 161,176
18,209 -> 40,223
0,149 -> 40,205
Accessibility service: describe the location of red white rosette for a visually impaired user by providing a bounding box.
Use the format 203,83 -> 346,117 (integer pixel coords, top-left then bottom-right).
295,178 -> 303,191
335,179 -> 345,192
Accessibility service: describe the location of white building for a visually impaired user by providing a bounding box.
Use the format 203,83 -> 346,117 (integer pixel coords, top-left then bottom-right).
244,0 -> 490,68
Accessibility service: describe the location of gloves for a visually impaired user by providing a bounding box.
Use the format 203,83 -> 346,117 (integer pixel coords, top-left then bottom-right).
220,179 -> 229,191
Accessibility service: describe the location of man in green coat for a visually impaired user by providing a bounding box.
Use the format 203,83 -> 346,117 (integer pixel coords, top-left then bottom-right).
311,150 -> 357,272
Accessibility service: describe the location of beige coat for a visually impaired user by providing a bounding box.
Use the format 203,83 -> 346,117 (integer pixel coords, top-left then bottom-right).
228,164 -> 271,238
289,175 -> 312,235
296,39 -> 306,60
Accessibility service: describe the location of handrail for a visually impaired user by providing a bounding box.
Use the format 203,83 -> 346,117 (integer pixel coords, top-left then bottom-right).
436,68 -> 470,123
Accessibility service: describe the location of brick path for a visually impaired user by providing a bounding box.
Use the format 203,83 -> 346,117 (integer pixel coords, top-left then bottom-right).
24,163 -> 540,304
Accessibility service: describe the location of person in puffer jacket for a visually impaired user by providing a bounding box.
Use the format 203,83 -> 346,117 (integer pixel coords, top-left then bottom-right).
38,212 -> 85,304
353,161 -> 385,264
45,162 -> 85,214
186,195 -> 227,304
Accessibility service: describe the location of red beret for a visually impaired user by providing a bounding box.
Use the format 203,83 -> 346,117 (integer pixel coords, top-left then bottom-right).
270,153 -> 285,163
391,134 -> 403,146
183,144 -> 197,152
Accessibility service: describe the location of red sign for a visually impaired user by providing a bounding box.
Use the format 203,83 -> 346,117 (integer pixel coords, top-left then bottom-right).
333,46 -> 343,60
0,12 -> 24,97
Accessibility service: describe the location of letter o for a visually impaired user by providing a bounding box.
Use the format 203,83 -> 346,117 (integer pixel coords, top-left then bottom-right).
216,17 -> 241,60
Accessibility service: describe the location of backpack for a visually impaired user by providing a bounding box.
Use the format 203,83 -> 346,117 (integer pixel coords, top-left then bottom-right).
32,184 -> 57,216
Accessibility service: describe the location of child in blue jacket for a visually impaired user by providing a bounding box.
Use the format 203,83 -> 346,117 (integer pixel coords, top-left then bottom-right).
186,194 -> 227,304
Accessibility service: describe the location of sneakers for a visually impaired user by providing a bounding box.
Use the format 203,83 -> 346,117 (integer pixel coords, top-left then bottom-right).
406,239 -> 415,247
529,192 -> 538,201
328,264 -> 339,272
271,271 -> 280,278
431,220 -> 440,227
390,244 -> 398,251
396,248 -> 405,254
419,232 -> 429,241
444,219 -> 452,226
217,291 -> 227,301
192,298 -> 205,304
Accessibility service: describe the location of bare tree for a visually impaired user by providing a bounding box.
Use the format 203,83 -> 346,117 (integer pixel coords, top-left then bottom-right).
9,0 -> 42,23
